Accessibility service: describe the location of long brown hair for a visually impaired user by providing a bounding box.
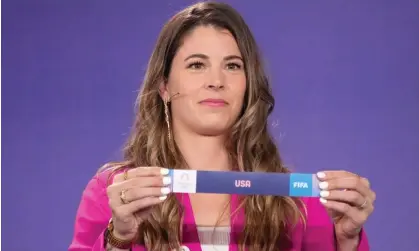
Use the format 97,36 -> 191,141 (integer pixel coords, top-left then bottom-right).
104,2 -> 306,250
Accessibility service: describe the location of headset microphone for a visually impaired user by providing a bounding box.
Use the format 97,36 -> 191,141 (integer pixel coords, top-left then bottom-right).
169,92 -> 180,101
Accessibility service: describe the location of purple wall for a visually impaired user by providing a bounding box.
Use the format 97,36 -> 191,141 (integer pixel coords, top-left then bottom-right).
3,0 -> 419,250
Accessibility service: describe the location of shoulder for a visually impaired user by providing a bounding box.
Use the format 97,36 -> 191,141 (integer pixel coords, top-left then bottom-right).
92,162 -> 132,188
81,165 -> 129,208
69,166 -> 129,249
74,165 -> 130,222
93,166 -> 122,187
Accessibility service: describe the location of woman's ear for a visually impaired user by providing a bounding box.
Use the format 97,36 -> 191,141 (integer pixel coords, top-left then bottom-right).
159,81 -> 169,102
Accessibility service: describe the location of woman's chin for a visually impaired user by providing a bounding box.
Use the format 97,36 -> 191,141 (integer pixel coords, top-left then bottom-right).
194,125 -> 230,137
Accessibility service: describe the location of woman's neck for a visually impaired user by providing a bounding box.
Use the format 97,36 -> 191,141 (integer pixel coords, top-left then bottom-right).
173,129 -> 231,171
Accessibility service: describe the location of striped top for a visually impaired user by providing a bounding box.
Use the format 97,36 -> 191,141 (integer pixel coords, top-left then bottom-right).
197,226 -> 230,251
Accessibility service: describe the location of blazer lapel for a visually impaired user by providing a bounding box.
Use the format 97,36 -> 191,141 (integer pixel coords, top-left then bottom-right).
175,193 -> 202,251
175,193 -> 247,251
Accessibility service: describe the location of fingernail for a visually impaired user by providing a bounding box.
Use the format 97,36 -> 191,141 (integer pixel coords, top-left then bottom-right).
162,176 -> 171,185
317,172 -> 326,179
159,195 -> 167,201
160,168 -> 169,175
319,182 -> 328,189
161,187 -> 171,195
320,198 -> 327,204
320,190 -> 330,197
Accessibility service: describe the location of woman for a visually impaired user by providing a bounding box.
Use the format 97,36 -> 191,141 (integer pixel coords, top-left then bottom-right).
69,2 -> 375,251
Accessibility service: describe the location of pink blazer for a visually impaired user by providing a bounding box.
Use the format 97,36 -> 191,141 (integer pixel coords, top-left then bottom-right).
69,170 -> 370,251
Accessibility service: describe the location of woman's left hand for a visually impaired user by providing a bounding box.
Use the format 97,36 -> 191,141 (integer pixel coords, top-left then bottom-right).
316,170 -> 376,244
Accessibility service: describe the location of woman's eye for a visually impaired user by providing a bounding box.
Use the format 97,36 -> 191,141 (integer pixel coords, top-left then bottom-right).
187,61 -> 205,70
226,63 -> 242,70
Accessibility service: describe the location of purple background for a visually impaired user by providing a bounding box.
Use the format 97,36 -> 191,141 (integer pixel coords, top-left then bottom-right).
2,1 -> 419,250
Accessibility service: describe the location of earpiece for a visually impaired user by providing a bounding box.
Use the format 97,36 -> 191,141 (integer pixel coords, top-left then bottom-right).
168,92 -> 180,101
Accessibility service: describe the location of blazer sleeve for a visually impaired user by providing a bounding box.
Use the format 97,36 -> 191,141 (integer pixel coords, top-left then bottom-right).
68,174 -> 111,251
301,197 -> 370,251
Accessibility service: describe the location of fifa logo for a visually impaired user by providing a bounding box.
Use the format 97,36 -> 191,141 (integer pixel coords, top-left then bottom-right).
235,180 -> 251,188
293,182 -> 308,188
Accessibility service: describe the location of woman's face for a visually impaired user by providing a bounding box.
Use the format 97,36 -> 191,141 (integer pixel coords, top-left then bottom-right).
162,25 -> 247,136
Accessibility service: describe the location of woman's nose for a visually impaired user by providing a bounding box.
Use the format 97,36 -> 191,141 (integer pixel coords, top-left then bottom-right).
206,81 -> 224,90
205,71 -> 225,90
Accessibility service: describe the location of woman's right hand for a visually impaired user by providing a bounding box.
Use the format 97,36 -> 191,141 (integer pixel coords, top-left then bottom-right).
106,167 -> 171,240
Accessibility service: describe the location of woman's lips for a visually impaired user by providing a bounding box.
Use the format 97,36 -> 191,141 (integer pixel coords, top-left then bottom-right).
199,98 -> 228,107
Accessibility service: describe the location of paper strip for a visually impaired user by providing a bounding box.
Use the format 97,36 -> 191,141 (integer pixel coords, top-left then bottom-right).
168,169 -> 320,197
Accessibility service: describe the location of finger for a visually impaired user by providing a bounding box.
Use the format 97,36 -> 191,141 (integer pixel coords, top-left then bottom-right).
320,190 -> 365,208
123,186 -> 171,203
360,177 -> 376,202
114,167 -> 170,182
113,196 -> 166,219
318,176 -> 370,197
318,172 -> 375,202
320,199 -> 369,226
370,190 -> 377,203
360,177 -> 370,189
107,176 -> 169,195
118,176 -> 172,189
107,176 -> 172,205
128,167 -> 170,178
317,171 -> 372,190
316,170 -> 356,181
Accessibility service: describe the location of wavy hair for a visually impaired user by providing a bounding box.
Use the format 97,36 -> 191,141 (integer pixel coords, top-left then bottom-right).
104,2 -> 306,250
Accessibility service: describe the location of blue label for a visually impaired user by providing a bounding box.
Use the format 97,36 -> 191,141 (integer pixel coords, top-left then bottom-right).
289,173 -> 314,197
168,169 -> 319,197
196,171 -> 290,196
